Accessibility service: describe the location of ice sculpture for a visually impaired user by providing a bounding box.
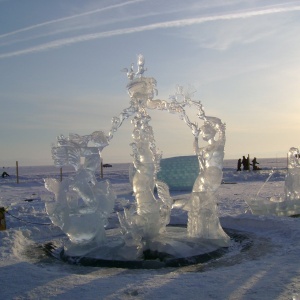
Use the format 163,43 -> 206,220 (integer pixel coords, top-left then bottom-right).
285,147 -> 300,201
246,147 -> 300,216
44,55 -> 229,261
43,132 -> 116,254
187,113 -> 230,244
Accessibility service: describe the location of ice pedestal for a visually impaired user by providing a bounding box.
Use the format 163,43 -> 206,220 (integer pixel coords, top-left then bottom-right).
58,226 -> 228,269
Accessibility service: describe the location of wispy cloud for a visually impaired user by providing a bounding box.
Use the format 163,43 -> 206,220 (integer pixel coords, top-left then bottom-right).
1,4 -> 300,59
0,0 -> 143,39
0,3 -> 177,48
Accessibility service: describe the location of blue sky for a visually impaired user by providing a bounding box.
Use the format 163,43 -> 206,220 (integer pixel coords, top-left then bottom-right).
1,0 -> 300,166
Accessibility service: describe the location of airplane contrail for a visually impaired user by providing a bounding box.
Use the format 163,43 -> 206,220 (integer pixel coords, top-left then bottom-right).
0,0 -> 143,39
1,4 -> 300,59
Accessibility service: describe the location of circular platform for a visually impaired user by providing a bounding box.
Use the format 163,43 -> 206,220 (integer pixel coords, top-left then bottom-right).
43,228 -> 251,269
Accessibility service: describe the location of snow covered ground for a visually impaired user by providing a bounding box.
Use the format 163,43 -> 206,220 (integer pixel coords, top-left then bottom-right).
1,157 -> 300,300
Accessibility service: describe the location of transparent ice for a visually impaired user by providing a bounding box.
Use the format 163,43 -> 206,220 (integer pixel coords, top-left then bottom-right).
43,132 -> 116,253
247,147 -> 300,216
187,115 -> 230,243
285,147 -> 300,201
43,55 -> 229,259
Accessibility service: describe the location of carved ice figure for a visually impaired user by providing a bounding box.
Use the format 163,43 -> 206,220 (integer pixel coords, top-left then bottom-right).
187,112 -> 230,245
246,147 -> 300,216
118,113 -> 162,249
44,132 -> 116,250
117,56 -> 173,251
285,147 -> 300,201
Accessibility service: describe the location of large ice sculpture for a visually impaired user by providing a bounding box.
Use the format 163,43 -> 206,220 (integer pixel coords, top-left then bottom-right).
246,147 -> 300,216
117,56 -> 229,250
44,55 -> 230,261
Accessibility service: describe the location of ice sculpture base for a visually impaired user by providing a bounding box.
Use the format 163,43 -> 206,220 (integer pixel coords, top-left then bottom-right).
56,226 -> 230,268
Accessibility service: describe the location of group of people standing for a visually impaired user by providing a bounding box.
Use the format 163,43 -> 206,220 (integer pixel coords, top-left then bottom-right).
237,156 -> 261,171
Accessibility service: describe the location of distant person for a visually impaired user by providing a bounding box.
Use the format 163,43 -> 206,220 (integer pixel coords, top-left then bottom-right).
237,158 -> 242,171
252,157 -> 260,171
242,156 -> 249,171
247,156 -> 251,170
2,171 -> 9,178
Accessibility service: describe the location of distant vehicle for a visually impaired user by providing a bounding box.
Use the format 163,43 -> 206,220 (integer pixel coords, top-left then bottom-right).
103,164 -> 112,168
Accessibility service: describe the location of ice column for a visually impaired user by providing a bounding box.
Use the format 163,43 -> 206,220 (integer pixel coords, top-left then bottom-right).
117,55 -> 173,249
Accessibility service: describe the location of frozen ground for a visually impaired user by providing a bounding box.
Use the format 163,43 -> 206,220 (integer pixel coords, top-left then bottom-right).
1,157 -> 300,299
